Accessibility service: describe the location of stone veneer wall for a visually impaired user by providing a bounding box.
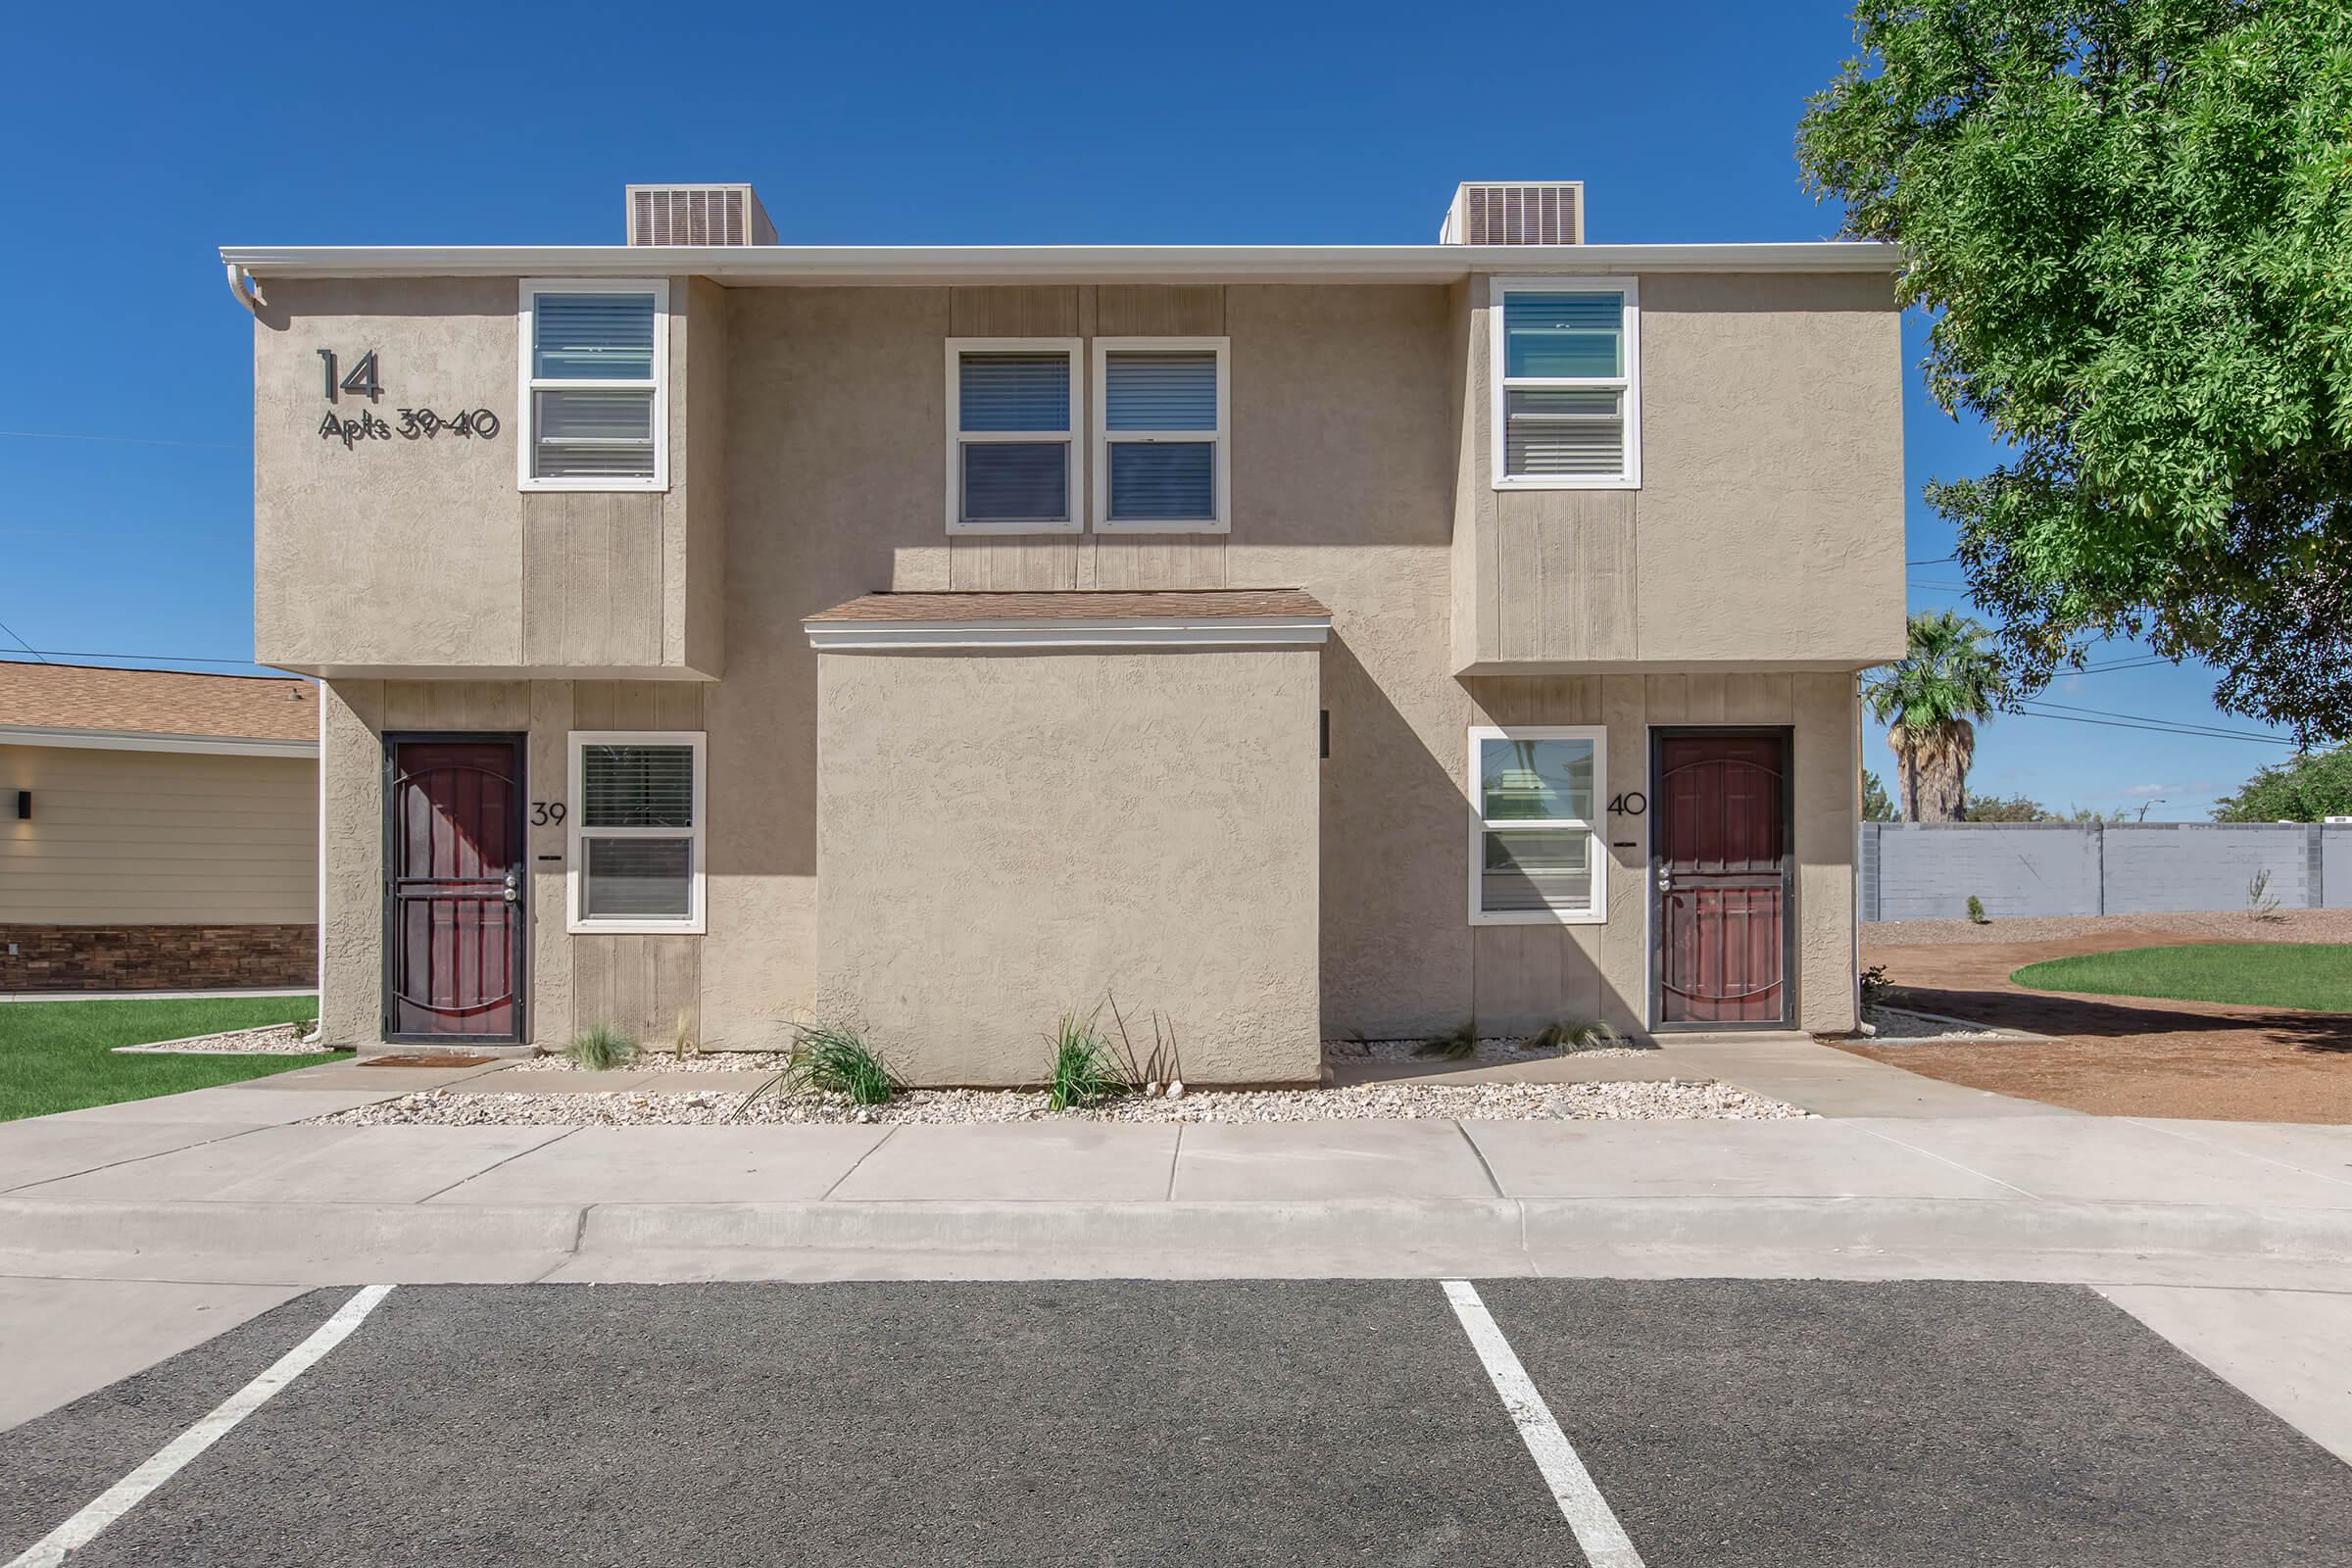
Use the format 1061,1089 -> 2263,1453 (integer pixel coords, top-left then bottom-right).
0,925 -> 318,992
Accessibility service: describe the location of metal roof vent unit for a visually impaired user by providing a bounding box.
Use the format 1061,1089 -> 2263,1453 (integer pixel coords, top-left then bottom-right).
1439,181 -> 1585,245
626,184 -> 778,246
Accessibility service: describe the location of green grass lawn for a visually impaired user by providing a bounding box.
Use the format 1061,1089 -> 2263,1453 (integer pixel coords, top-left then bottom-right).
0,995 -> 329,1122
2010,944 -> 2352,1013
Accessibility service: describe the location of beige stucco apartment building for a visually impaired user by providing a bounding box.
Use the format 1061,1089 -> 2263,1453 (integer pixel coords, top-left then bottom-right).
0,662 -> 319,991
228,180 -> 1904,1081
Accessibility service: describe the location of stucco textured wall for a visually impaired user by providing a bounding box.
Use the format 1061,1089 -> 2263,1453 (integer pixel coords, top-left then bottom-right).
255,276 -> 716,676
1455,271 -> 1906,672
813,647 -> 1323,1086
1863,822 -> 2342,920
279,277 -> 1886,1053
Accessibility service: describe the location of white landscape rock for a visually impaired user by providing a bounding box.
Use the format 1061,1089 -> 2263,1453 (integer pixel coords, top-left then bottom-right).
315,1078 -> 1810,1129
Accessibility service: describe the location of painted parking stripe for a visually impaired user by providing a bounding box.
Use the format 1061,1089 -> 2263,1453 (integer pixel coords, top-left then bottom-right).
7,1285 -> 394,1568
1442,1279 -> 1645,1568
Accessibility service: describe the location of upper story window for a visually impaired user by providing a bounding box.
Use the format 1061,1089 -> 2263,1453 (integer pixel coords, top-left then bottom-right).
946,339 -> 1081,533
1492,278 -> 1639,489
567,731 -> 705,934
1094,337 -> 1230,533
519,280 -> 669,492
1469,725 -> 1606,925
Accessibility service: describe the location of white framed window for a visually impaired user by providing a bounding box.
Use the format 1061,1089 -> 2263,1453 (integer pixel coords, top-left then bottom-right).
1468,725 -> 1607,925
946,338 -> 1082,533
519,279 -> 669,492
567,731 -> 705,934
1093,336 -> 1230,533
1491,277 -> 1639,489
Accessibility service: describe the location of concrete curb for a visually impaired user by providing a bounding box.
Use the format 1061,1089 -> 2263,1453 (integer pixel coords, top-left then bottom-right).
5,1194 -> 2351,1289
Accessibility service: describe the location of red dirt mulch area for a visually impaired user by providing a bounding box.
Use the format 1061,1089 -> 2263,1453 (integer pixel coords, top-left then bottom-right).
1839,921 -> 2352,1124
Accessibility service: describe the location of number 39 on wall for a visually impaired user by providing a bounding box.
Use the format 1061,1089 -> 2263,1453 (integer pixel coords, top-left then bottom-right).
531,802 -> 566,827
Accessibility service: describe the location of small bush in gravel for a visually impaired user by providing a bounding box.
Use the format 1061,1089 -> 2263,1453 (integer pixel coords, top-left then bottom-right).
1047,1008 -> 1132,1110
566,1024 -> 639,1071
1527,1018 -> 1626,1053
1859,963 -> 1895,1009
1416,1020 -> 1478,1059
1965,895 -> 1989,925
783,1022 -> 902,1105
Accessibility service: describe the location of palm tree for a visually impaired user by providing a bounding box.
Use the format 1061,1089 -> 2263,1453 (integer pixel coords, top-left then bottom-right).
1865,612 -> 2007,822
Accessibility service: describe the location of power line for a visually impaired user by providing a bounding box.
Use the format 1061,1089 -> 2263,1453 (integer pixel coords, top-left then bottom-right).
0,648 -> 264,668
0,429 -> 248,451
0,619 -> 51,664
2015,705 -> 2295,746
1905,555 -> 1956,566
2024,696 -> 2288,740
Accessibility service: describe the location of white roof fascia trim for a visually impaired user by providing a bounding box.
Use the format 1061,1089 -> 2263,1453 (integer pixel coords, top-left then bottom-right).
0,724 -> 319,759
219,241 -> 1901,282
804,616 -> 1333,651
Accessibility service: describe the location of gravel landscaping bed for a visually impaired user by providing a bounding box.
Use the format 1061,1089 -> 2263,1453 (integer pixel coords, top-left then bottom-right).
1858,1005 -> 2033,1043
317,1078 -> 1808,1127
1325,1034 -> 1654,1065
111,1023 -> 323,1056
511,1051 -> 792,1074
1863,908 -> 2352,947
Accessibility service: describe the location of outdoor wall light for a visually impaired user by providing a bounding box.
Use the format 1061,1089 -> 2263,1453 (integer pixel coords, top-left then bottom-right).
14,791 -> 27,821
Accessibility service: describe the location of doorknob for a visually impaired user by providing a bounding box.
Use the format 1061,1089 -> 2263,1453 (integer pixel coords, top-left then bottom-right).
1656,869 -> 1673,893
502,869 -> 519,903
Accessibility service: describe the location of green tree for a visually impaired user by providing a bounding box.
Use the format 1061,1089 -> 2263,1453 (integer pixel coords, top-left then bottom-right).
1797,0 -> 2352,743
1861,769 -> 1899,822
1964,792 -> 2054,822
2212,745 -> 2352,821
1866,612 -> 2009,821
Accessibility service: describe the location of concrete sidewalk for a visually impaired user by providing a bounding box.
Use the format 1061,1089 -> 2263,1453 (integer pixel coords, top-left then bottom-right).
3,1058 -> 2350,1449
1,1059 -> 2347,1290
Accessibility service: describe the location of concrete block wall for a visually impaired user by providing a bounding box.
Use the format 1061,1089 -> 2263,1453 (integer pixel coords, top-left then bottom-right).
1862,822 -> 2350,921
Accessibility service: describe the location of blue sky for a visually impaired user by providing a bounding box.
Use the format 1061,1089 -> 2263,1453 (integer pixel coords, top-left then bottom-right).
0,0 -> 2300,818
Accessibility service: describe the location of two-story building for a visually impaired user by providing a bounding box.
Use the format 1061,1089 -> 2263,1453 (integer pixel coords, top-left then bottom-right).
227,180 -> 1904,1082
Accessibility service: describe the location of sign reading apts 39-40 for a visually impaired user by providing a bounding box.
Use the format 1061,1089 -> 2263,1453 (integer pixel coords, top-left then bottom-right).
316,349 -> 499,451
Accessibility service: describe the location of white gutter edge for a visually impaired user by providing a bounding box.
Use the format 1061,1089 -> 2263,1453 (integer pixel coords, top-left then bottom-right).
217,241 -> 1901,282
0,725 -> 319,759
804,616 -> 1334,651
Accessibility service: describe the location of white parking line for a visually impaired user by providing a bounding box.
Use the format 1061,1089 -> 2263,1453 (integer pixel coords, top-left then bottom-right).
1442,1279 -> 1645,1568
7,1284 -> 394,1568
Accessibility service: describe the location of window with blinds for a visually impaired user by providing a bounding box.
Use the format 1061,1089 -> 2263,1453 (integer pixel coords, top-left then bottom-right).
521,281 -> 667,491
1469,726 -> 1608,924
1493,281 -> 1639,488
568,733 -> 705,932
1094,338 -> 1229,531
947,340 -> 1080,531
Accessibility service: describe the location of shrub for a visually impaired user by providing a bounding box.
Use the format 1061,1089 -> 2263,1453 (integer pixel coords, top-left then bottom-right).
1415,1019 -> 1479,1059
566,1024 -> 638,1071
1859,963 -> 1894,1009
1047,1007 -> 1132,1110
1965,895 -> 1989,925
1105,994 -> 1183,1092
1526,1018 -> 1627,1053
784,1022 -> 901,1105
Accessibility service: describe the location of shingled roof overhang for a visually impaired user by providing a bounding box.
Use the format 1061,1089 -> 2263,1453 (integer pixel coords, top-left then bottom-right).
804,589 -> 1332,651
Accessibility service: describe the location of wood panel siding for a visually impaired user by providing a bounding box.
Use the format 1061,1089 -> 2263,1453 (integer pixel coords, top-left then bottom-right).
520,491 -> 668,666
0,745 -> 318,925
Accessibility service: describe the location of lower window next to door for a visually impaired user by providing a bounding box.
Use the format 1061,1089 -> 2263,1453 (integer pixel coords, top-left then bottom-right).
1469,724 -> 1607,925
568,731 -> 707,934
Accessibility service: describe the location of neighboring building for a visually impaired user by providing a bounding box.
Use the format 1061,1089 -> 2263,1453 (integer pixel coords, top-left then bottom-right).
0,662 -> 319,992
225,179 -> 1904,1077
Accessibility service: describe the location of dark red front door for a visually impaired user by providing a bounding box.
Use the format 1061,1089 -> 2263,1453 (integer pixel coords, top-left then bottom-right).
386,737 -> 524,1042
1655,732 -> 1789,1026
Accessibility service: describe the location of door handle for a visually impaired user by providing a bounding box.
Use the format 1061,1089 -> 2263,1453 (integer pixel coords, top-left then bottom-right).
1656,869 -> 1673,893
502,869 -> 519,903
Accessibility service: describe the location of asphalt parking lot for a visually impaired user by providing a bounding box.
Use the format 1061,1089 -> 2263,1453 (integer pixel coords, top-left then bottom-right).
3,1280 -> 2347,1567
